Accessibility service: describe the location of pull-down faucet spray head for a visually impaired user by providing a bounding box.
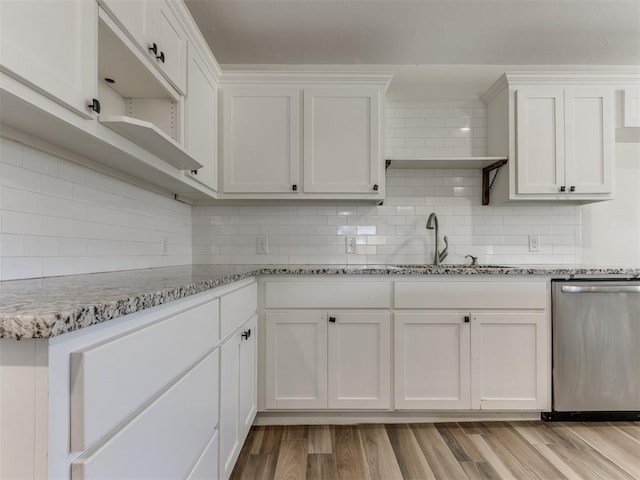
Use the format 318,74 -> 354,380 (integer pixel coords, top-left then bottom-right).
426,212 -> 438,230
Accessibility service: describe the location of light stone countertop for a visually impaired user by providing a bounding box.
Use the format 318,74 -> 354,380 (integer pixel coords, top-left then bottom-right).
1,264 -> 639,339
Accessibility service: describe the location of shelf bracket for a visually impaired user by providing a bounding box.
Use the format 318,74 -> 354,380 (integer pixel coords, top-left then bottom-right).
482,158 -> 508,205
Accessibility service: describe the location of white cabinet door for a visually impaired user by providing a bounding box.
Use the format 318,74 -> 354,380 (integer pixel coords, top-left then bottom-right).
395,313 -> 471,410
219,315 -> 258,480
564,87 -> 613,194
151,1 -> 187,94
185,45 -> 218,191
0,0 -> 97,118
303,87 -> 380,194
98,0 -> 149,49
222,87 -> 300,193
265,312 -> 327,409
239,316 -> 257,440
515,87 -> 565,194
219,331 -> 240,480
471,312 -> 549,411
327,312 -> 390,409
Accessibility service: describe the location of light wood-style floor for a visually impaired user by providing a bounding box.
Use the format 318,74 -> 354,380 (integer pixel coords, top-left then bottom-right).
230,422 -> 640,480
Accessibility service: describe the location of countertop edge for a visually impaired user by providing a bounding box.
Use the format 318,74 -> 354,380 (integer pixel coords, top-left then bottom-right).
2,265 -> 639,340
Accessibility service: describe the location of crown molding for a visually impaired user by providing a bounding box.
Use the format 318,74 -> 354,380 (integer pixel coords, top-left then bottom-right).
482,71 -> 640,103
219,70 -> 393,89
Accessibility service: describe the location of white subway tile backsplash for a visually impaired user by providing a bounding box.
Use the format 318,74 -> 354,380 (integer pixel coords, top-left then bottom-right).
0,136 -> 192,280
191,101 -> 580,266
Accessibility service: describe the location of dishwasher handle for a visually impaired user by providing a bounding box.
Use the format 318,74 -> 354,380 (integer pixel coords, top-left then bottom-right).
561,285 -> 640,294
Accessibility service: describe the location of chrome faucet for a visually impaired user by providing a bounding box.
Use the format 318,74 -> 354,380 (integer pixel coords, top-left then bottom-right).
426,212 -> 448,265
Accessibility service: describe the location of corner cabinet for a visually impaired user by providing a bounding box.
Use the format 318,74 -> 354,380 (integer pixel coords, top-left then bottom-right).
482,72 -> 629,204
183,43 -> 219,192
219,73 -> 392,200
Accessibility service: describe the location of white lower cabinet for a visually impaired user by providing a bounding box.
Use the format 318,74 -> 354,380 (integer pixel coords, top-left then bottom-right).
394,279 -> 550,411
471,312 -> 549,410
188,430 -> 219,480
265,310 -> 391,410
395,312 -> 471,410
219,315 -> 258,480
71,349 -> 219,480
395,310 -> 549,410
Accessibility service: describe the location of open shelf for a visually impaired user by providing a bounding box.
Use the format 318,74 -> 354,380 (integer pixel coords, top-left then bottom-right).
386,156 -> 508,169
99,115 -> 201,171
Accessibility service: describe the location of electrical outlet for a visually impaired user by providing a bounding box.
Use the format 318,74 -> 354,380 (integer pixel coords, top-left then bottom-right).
161,236 -> 168,256
346,236 -> 357,254
256,236 -> 268,254
529,234 -> 541,252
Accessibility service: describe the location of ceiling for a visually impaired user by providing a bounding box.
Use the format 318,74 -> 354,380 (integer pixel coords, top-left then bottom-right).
185,0 -> 640,99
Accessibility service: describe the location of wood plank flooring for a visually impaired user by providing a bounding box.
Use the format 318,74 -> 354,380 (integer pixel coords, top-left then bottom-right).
230,422 -> 640,480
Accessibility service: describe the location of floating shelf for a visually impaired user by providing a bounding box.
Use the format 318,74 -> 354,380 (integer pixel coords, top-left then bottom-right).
386,156 -> 508,169
99,115 -> 202,171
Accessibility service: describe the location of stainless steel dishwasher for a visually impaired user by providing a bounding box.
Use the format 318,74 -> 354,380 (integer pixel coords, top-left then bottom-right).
544,280 -> 640,421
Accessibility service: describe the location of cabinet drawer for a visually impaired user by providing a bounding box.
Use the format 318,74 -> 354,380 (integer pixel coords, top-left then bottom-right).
187,430 -> 219,480
265,281 -> 391,308
395,281 -> 548,309
70,298 -> 219,451
221,282 -> 257,339
71,350 -> 219,480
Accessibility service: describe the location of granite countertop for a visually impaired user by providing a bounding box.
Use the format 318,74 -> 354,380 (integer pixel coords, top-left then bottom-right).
1,264 -> 639,340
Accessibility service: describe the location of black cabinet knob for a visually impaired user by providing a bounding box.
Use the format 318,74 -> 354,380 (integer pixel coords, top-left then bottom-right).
373,184 -> 379,191
88,98 -> 101,114
157,51 -> 165,63
241,329 -> 251,340
560,186 -> 566,192
149,43 -> 158,55
328,316 -> 336,323
464,315 -> 470,323
570,186 -> 576,192
292,184 -> 297,191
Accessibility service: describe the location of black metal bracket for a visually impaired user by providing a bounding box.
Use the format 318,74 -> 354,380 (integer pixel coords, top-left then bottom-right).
482,158 -> 508,205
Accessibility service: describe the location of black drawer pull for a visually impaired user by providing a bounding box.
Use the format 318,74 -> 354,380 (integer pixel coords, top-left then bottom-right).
328,316 -> 336,323
88,98 -> 101,114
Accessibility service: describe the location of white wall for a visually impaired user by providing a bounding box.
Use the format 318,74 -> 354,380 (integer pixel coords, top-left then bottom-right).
192,101 -> 581,266
581,142 -> 640,267
0,136 -> 192,280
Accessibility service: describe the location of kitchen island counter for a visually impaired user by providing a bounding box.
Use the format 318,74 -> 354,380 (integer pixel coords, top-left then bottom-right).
1,264 -> 638,339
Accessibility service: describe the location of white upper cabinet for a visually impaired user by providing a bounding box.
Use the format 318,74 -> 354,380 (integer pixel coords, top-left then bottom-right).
515,87 -> 565,194
222,86 -> 300,193
219,73 -> 391,199
304,87 -> 380,194
99,0 -> 187,94
515,86 -> 612,196
0,0 -> 97,118
184,45 -> 218,191
98,0 -> 149,49
483,73 -> 622,204
151,1 -> 187,94
563,87 -> 613,194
